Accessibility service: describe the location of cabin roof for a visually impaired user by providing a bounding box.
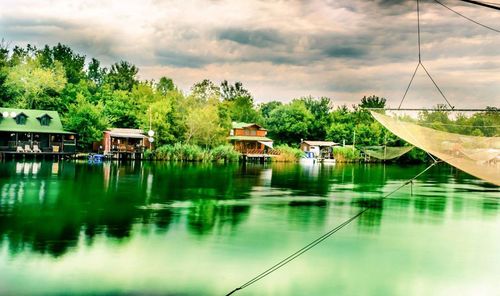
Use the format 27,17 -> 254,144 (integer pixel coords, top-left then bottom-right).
302,140 -> 339,147
106,128 -> 147,139
231,122 -> 267,130
0,107 -> 73,134
228,135 -> 273,142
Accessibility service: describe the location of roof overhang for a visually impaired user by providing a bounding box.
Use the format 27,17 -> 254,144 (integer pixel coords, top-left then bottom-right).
109,132 -> 147,139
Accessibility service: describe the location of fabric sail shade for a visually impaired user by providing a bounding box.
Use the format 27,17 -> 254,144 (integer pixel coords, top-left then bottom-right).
370,111 -> 500,186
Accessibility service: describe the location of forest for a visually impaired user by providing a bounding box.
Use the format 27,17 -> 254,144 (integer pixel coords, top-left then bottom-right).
0,42 -> 497,161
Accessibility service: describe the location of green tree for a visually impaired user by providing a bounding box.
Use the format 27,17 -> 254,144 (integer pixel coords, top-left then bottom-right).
300,96 -> 332,140
259,101 -> 282,120
106,60 -> 138,91
267,100 -> 314,146
38,43 -> 86,84
220,80 -> 250,101
64,94 -> 108,150
185,100 -> 227,148
0,39 -> 10,105
358,95 -> 386,109
190,79 -> 220,105
4,58 -> 67,109
87,58 -> 107,87
103,90 -> 140,128
156,77 -> 175,95
223,96 -> 261,124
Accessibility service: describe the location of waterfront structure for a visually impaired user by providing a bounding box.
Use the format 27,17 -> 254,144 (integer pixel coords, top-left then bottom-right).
0,107 -> 76,157
300,140 -> 338,160
228,122 -> 274,155
93,128 -> 151,159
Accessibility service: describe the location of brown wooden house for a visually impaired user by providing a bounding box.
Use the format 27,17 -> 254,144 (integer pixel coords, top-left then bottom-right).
228,122 -> 273,155
94,128 -> 151,154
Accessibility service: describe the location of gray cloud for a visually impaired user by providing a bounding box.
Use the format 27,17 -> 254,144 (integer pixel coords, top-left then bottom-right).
217,29 -> 286,48
0,0 -> 497,107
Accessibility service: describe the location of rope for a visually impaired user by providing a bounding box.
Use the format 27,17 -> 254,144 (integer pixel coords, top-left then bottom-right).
457,0 -> 500,10
420,63 -> 454,109
435,0 -> 500,33
225,161 -> 440,295
398,0 -> 456,110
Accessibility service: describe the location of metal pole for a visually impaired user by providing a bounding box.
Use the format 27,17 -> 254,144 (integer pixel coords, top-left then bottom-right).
352,130 -> 356,151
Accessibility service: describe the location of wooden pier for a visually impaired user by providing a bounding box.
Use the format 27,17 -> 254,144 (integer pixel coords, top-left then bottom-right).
0,151 -> 75,160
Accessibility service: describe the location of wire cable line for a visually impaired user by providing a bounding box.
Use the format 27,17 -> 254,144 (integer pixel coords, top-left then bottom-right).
398,0 -> 455,110
225,161 -> 441,295
435,0 -> 500,33
457,0 -> 500,10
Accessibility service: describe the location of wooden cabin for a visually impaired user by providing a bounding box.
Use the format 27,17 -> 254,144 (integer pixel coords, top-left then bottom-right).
228,122 -> 273,155
93,128 -> 151,159
300,140 -> 339,159
0,107 -> 76,157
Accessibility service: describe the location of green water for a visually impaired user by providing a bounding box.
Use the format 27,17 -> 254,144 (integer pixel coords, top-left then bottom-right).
0,161 -> 498,296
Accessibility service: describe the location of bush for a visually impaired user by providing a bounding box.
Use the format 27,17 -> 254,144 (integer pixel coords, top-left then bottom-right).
333,147 -> 361,162
210,145 -> 241,162
273,144 -> 304,162
152,143 -> 240,162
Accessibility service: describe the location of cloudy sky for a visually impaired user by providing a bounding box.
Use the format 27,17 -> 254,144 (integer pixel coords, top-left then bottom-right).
1,0 -> 499,107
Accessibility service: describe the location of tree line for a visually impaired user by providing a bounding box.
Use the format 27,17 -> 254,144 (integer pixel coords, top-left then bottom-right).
1,42 -> 496,158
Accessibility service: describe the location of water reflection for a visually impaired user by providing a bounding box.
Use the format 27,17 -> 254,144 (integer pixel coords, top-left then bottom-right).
0,161 -> 497,260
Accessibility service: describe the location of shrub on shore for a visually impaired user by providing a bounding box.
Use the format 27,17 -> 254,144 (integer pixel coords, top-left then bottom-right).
272,144 -> 304,162
333,147 -> 361,162
147,143 -> 240,162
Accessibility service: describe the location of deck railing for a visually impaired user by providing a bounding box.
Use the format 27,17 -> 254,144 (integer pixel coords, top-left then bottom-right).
237,148 -> 280,155
3,141 -> 68,153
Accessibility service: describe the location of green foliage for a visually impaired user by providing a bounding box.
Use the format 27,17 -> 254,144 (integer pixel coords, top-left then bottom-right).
4,57 -> 67,109
273,144 -> 304,162
63,94 -> 108,150
300,96 -> 332,140
333,147 -> 361,163
223,95 -> 262,124
38,43 -> 85,84
106,60 -> 138,91
190,79 -> 220,104
210,145 -> 241,162
220,80 -> 250,101
185,102 -> 227,148
259,101 -> 282,120
267,100 -> 314,145
103,90 -> 140,128
151,144 -> 240,162
358,95 -> 386,109
87,58 -> 107,87
157,77 -> 175,94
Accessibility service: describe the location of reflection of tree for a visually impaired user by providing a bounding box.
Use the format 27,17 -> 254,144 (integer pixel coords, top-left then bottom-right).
286,200 -> 328,230
270,163 -> 332,196
0,161 -> 141,257
353,199 -> 383,232
187,199 -> 250,236
0,161 -> 259,257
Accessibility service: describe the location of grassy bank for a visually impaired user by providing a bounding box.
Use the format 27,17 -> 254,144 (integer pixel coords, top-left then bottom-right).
333,147 -> 361,163
145,143 -> 240,162
272,144 -> 304,162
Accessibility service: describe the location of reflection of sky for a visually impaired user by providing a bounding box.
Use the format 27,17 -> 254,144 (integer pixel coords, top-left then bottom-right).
0,162 -> 498,295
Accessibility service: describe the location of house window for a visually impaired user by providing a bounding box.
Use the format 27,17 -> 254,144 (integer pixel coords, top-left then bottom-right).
244,129 -> 257,136
15,114 -> 28,125
38,114 -> 52,126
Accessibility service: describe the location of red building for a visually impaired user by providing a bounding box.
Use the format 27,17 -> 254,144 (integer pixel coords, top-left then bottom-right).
94,128 -> 152,154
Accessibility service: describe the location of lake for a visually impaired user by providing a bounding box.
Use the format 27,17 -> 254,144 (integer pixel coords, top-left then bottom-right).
0,161 -> 498,295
